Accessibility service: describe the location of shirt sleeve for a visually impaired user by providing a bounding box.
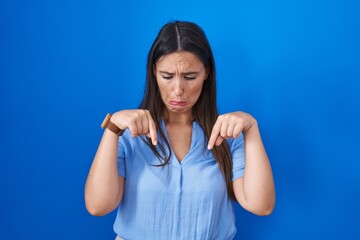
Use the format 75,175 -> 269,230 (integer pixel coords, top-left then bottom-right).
117,136 -> 126,178
230,133 -> 246,181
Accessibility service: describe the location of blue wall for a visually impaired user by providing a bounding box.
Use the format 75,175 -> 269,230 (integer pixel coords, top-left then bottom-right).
1,0 -> 359,239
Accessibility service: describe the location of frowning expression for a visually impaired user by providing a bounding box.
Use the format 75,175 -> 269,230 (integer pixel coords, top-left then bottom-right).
155,51 -> 208,114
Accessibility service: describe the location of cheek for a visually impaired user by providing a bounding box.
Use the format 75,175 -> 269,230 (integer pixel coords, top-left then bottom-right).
195,81 -> 205,93
190,83 -> 204,99
157,81 -> 169,98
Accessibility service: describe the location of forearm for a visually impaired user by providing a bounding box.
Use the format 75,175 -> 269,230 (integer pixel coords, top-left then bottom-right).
85,128 -> 123,216
242,121 -> 275,214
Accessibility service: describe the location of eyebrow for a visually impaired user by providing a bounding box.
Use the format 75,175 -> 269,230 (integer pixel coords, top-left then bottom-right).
159,71 -> 199,75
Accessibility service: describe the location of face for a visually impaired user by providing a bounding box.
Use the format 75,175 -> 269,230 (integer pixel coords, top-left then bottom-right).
155,51 -> 208,115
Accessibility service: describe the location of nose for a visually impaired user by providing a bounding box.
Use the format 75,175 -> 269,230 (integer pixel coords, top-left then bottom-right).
173,78 -> 184,96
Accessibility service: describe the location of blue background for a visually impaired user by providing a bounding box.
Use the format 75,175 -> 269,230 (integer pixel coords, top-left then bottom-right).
1,0 -> 359,239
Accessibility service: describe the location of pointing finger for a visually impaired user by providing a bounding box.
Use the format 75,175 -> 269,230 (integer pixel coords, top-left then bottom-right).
146,111 -> 158,145
208,119 -> 222,149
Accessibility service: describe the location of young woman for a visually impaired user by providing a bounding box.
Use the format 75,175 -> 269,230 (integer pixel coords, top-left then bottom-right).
85,20 -> 275,240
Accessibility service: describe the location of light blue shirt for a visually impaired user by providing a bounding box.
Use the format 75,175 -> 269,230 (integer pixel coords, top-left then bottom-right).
114,119 -> 245,240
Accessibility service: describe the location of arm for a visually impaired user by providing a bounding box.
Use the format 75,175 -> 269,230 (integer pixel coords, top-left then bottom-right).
208,112 -> 275,216
233,121 -> 275,216
84,128 -> 124,216
84,110 -> 158,216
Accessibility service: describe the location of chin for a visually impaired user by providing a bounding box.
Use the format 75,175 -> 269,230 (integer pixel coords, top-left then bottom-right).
167,106 -> 192,113
169,108 -> 188,113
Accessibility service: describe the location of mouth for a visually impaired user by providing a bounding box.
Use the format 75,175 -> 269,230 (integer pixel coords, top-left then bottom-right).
169,100 -> 188,106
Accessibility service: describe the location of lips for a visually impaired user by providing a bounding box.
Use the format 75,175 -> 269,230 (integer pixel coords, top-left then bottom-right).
169,100 -> 188,106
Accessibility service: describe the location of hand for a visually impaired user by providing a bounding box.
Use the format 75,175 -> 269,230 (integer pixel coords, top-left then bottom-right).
207,111 -> 256,149
111,110 -> 158,145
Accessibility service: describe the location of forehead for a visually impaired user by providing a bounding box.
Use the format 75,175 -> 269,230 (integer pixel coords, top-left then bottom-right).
156,51 -> 204,71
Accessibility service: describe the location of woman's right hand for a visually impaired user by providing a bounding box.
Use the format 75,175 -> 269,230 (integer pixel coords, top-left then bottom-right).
111,110 -> 158,145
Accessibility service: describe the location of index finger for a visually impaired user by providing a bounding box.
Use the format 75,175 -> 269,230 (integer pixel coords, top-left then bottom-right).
208,119 -> 222,150
146,111 -> 158,145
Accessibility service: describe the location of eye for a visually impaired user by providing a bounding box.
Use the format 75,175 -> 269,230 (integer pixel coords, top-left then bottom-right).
162,75 -> 173,80
184,76 -> 196,80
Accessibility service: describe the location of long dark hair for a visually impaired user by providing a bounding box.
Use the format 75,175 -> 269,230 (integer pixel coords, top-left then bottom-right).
139,20 -> 236,201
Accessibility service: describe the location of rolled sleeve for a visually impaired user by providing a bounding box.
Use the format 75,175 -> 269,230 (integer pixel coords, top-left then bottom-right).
117,137 -> 126,178
230,133 -> 245,181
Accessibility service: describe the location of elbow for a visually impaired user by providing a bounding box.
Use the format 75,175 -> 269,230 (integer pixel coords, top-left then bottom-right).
243,198 -> 275,216
84,191 -> 122,217
86,205 -> 109,216
85,198 -> 117,217
86,204 -> 110,217
252,205 -> 274,216
253,191 -> 276,216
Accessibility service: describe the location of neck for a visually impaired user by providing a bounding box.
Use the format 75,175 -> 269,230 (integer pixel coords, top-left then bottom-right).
163,110 -> 194,125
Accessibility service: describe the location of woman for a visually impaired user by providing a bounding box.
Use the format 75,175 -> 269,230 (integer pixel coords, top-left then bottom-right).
85,20 -> 275,240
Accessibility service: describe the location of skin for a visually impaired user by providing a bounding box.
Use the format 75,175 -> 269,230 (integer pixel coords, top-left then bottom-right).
84,51 -> 275,216
154,51 -> 208,161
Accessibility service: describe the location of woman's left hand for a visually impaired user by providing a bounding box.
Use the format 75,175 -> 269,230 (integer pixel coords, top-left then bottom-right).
207,111 -> 257,149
